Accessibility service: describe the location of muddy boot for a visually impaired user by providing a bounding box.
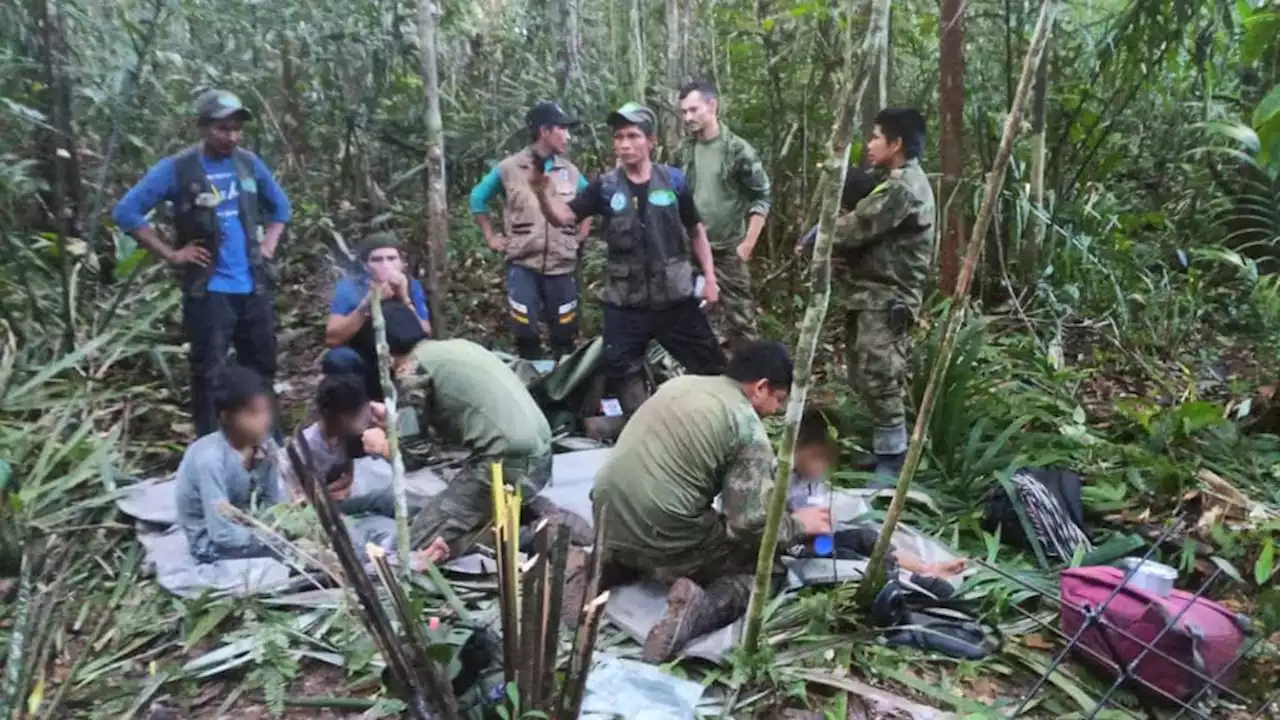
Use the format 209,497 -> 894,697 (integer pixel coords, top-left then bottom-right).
641,577 -> 750,664
526,496 -> 595,546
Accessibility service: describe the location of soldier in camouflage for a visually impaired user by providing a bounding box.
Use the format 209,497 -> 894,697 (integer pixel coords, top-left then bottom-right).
677,81 -> 772,353
830,108 -> 936,482
393,338 -> 587,564
569,341 -> 831,663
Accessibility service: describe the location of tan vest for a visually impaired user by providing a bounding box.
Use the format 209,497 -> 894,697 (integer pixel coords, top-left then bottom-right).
496,148 -> 583,276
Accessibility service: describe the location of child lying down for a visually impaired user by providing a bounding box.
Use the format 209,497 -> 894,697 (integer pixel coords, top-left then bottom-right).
787,409 -> 966,579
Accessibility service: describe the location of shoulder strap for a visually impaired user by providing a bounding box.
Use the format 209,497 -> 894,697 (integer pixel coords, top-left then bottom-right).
173,144 -> 206,193
232,148 -> 257,183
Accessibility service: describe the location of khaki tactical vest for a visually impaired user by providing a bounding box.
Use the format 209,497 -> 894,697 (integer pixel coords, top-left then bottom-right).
598,165 -> 695,308
172,144 -> 267,296
496,148 -> 583,276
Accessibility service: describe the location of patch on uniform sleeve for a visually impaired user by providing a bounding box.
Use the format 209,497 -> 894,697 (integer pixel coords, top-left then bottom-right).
240,178 -> 258,194
649,189 -> 677,207
609,191 -> 627,212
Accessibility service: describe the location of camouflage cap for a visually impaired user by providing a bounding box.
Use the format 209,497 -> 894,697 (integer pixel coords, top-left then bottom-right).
358,231 -> 404,260
194,89 -> 253,123
607,102 -> 656,134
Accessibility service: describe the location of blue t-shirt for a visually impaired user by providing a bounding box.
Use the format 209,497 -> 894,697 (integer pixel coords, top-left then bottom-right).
112,149 -> 292,294
330,274 -> 430,321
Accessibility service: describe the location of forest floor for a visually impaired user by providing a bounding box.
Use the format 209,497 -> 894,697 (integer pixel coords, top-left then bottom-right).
12,247 -> 1280,720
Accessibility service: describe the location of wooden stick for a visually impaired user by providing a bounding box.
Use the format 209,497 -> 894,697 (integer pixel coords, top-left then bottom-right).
369,286 -> 412,577
536,523 -> 571,711
557,591 -> 611,720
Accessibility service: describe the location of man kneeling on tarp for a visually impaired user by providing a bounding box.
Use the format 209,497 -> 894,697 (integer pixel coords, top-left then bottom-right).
587,340 -> 833,663
177,364 -> 285,562
397,337 -> 592,565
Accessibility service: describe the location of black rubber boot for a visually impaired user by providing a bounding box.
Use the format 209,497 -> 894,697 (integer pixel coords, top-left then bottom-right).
871,452 -> 906,487
515,335 -> 544,361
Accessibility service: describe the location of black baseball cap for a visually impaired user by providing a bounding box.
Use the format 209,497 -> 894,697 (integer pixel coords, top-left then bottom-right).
194,89 -> 253,122
526,101 -> 579,130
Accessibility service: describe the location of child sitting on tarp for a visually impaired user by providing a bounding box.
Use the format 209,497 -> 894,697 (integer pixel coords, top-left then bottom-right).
176,365 -> 286,563
788,409 -> 966,579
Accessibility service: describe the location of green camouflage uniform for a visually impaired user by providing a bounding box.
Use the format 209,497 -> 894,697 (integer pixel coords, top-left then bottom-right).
592,374 -> 800,593
833,159 -> 936,455
396,339 -> 554,555
679,126 -> 772,351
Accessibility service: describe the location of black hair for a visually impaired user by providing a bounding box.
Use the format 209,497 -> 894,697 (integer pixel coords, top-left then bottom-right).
212,365 -> 269,418
726,340 -> 793,389
678,80 -> 718,102
358,232 -> 403,262
873,107 -> 926,160
797,408 -> 838,454
317,374 -> 369,423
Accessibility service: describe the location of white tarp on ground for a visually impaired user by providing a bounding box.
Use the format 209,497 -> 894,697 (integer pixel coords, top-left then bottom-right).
117,448 -> 969,664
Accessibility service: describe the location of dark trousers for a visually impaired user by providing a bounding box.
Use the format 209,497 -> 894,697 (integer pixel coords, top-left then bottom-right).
601,300 -> 727,380
321,345 -> 383,401
506,263 -> 580,360
183,292 -> 278,438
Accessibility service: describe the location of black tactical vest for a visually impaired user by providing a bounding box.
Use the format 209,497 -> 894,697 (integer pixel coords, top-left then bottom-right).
172,144 -> 266,296
597,165 -> 696,308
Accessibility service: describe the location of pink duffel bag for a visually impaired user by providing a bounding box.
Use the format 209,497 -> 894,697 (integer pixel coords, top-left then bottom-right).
1058,566 -> 1250,703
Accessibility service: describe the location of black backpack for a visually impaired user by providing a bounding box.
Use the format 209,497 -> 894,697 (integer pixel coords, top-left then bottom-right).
982,467 -> 1092,568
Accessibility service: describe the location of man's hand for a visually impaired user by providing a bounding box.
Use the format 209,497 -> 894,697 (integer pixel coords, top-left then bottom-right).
791,506 -> 832,536
701,275 -> 720,306
387,271 -> 411,300
486,234 -> 508,253
368,402 -> 387,427
168,245 -> 212,267
736,240 -> 755,262
362,427 -> 390,457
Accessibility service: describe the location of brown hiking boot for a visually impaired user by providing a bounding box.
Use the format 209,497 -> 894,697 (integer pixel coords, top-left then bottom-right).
526,496 -> 595,546
641,577 -> 751,663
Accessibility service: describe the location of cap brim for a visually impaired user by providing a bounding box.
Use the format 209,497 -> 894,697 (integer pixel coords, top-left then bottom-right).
607,111 -> 642,126
206,107 -> 253,122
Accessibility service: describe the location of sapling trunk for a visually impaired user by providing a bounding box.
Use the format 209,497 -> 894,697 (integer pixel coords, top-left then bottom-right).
741,0 -> 891,656
854,0 -> 1058,608
371,287 -> 413,576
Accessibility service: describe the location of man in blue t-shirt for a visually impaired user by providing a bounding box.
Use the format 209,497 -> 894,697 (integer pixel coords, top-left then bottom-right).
323,232 -> 431,400
113,89 -> 292,438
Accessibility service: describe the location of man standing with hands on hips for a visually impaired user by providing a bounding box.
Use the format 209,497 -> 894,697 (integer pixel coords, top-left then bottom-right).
677,81 -> 772,353
469,101 -> 591,361
529,103 -> 727,416
113,88 -> 292,438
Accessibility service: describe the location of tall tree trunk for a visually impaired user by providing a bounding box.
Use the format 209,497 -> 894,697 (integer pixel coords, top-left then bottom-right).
858,0 -> 890,143
556,0 -> 583,97
1022,35 -> 1051,276
855,0 -> 1057,608
419,0 -> 448,334
628,0 -> 646,102
32,0 -> 81,349
740,0 -> 891,656
938,0 -> 965,296
665,0 -> 681,156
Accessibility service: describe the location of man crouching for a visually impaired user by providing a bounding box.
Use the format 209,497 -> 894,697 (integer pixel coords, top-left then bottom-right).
588,340 -> 832,663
